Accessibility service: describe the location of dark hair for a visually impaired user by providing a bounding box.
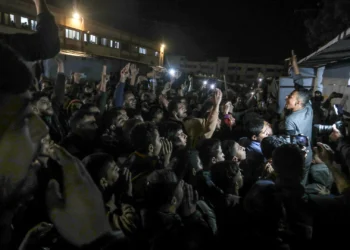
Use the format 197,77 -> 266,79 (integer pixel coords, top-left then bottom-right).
272,144 -> 304,179
82,153 -> 114,188
69,109 -> 94,130
130,122 -> 158,153
245,118 -> 265,138
210,161 -> 241,192
197,139 -> 221,168
101,108 -> 125,130
30,92 -> 50,105
149,105 -> 164,121
80,103 -> 98,111
0,42 -> 34,95
295,89 -> 311,107
167,99 -> 182,116
158,121 -> 182,145
145,169 -> 179,210
261,136 -> 288,159
221,140 -> 237,160
122,118 -> 143,144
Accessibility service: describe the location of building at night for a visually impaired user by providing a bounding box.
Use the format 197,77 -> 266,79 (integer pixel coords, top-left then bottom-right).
167,55 -> 284,83
0,0 -> 162,79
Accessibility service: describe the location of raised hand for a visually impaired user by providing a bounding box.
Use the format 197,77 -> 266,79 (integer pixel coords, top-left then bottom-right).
161,138 -> 173,167
120,63 -> 130,83
56,57 -> 64,73
117,168 -> 132,197
313,142 -> 334,165
213,88 -> 223,106
46,145 -> 111,247
180,183 -> 198,217
130,64 -> 139,76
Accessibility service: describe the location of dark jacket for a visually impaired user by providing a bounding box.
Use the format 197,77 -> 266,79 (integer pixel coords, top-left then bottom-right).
141,209 -> 215,250
0,12 -> 59,61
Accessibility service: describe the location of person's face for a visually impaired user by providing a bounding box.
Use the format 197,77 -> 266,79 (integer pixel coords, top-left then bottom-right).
213,145 -> 225,163
285,91 -> 300,110
36,96 -> 54,116
176,103 -> 187,119
175,129 -> 187,147
115,110 -> 129,128
153,111 -> 163,123
233,142 -> 246,161
0,92 -> 48,203
236,97 -> 242,104
84,86 -> 93,94
78,115 -> 98,138
105,161 -> 120,186
152,130 -> 162,156
124,93 -> 137,109
39,134 -> 54,157
257,122 -> 272,142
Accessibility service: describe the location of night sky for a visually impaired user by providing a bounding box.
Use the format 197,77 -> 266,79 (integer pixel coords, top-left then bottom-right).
51,0 -> 321,64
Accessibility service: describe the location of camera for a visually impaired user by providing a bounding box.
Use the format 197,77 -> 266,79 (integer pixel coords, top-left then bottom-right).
280,134 -> 309,147
314,120 -> 347,136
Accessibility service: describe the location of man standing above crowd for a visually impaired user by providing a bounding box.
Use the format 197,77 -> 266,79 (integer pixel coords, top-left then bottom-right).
285,53 -> 313,185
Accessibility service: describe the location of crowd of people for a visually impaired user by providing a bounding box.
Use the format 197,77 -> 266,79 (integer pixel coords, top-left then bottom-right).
1,0 -> 350,250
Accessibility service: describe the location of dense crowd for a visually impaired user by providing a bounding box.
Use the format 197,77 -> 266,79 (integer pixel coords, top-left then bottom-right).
1,1 -> 350,250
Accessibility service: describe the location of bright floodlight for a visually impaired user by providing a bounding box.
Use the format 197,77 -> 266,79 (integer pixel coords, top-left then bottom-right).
169,69 -> 175,77
210,84 -> 215,89
203,80 -> 208,85
258,78 -> 263,82
73,12 -> 80,20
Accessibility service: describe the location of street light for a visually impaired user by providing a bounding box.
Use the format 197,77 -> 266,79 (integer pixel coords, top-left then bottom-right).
73,12 -> 80,20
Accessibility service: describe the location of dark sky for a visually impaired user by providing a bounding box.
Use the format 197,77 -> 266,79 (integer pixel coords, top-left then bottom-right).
51,0 -> 321,64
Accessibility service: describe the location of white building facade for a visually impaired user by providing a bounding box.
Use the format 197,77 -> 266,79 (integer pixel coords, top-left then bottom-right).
167,55 -> 284,82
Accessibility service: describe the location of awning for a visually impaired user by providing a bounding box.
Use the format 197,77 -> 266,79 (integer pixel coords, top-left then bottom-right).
298,27 -> 350,68
59,49 -> 150,65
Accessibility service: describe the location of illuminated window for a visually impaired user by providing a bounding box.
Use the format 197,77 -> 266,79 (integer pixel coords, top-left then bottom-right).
90,34 -> 97,44
101,38 -> 108,46
21,17 -> 28,25
155,51 -> 159,57
65,28 -> 80,40
114,41 -> 120,49
4,14 -> 16,26
10,14 -> 15,23
139,47 -> 147,54
31,20 -> 37,30
110,40 -> 113,48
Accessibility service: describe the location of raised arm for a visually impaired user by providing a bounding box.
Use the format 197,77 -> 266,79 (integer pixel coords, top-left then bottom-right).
0,0 -> 60,61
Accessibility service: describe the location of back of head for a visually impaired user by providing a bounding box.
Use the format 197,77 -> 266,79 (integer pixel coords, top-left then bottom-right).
158,121 -> 182,143
130,122 -> 157,153
210,161 -> 240,192
272,144 -> 304,180
82,153 -> 114,187
69,109 -> 93,131
296,88 -> 311,107
197,138 -> 221,167
0,42 -> 33,95
221,140 -> 236,159
145,169 -> 179,210
244,118 -> 265,139
167,99 -> 181,116
261,136 -> 288,159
